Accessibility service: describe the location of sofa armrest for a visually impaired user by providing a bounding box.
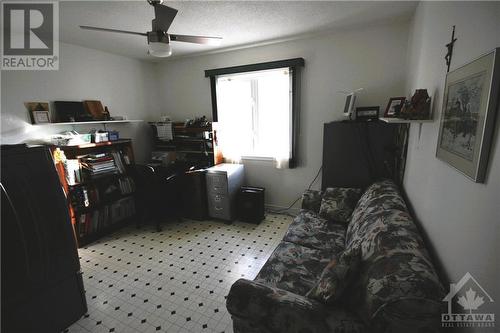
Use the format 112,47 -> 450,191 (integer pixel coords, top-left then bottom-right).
227,279 -> 365,333
301,189 -> 323,213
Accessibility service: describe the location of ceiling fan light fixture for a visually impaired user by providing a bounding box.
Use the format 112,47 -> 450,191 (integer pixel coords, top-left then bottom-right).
79,2 -> 222,58
148,42 -> 172,57
147,31 -> 172,57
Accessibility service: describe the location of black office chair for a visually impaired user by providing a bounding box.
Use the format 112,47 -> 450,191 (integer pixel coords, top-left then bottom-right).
132,164 -> 181,231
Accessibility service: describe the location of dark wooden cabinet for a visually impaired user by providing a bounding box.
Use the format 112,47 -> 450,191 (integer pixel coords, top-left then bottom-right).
1,145 -> 87,333
322,121 -> 400,189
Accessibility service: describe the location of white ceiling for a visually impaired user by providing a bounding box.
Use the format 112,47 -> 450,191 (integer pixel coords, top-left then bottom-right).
60,1 -> 418,61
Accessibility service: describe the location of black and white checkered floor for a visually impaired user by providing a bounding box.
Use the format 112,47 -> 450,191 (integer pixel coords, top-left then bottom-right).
65,214 -> 292,333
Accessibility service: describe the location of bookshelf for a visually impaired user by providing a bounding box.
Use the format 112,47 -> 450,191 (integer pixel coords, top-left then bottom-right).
53,139 -> 137,247
151,122 -> 214,168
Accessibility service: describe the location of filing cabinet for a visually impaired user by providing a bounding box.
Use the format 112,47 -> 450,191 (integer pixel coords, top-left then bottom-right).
206,163 -> 244,221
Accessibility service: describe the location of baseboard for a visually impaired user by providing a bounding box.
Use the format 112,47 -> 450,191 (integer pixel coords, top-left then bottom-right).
265,204 -> 300,216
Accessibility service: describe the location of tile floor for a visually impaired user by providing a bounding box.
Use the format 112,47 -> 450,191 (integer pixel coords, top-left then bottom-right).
65,213 -> 293,333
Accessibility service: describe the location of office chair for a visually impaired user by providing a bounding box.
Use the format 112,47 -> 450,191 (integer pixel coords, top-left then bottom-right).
132,164 -> 180,232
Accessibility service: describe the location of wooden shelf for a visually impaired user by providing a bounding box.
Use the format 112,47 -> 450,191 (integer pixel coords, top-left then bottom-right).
173,126 -> 212,133
68,173 -> 128,187
380,117 -> 433,124
34,120 -> 143,126
151,121 -> 214,168
56,139 -> 132,150
77,216 -> 134,247
172,138 -> 212,143
177,150 -> 214,154
73,192 -> 135,215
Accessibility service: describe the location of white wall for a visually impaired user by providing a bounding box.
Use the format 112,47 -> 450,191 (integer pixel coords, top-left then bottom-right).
404,1 -> 500,322
1,42 -> 159,162
154,21 -> 410,208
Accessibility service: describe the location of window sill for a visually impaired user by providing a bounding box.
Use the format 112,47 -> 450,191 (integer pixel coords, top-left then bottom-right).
240,156 -> 275,162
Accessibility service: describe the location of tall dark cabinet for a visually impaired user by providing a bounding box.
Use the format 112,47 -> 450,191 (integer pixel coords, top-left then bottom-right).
322,121 -> 402,189
1,145 -> 87,333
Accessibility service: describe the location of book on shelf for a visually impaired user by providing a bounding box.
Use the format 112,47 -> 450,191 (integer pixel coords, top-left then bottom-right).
80,153 -> 119,177
69,176 -> 135,209
65,159 -> 81,186
76,196 -> 135,238
111,151 -> 127,173
63,149 -> 133,185
70,186 -> 91,210
118,177 -> 135,194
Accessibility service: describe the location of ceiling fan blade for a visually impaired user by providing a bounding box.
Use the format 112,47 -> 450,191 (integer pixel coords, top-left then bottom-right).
152,4 -> 178,31
80,25 -> 147,37
169,34 -> 222,45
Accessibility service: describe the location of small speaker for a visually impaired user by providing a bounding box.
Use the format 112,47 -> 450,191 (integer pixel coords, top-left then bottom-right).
237,186 -> 265,224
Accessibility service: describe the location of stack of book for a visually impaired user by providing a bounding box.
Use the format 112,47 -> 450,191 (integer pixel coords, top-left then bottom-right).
81,153 -> 118,177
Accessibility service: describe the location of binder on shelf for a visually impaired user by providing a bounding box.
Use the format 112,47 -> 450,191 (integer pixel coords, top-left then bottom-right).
65,159 -> 81,185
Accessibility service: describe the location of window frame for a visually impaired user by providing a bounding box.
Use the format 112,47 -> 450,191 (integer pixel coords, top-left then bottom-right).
205,58 -> 304,168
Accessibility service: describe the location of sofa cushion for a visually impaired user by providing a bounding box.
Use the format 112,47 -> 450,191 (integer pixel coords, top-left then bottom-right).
346,180 -> 407,246
306,246 -> 361,304
255,241 -> 332,296
227,278 -> 366,333
344,180 -> 444,330
345,210 -> 445,316
319,187 -> 362,224
301,189 -> 323,213
283,210 -> 346,253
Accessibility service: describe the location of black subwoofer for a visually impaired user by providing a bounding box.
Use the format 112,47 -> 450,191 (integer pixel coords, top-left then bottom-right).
237,186 -> 265,224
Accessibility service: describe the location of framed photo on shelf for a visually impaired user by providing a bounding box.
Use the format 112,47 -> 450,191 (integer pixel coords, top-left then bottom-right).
24,102 -> 51,124
436,48 -> 500,183
384,97 -> 406,117
32,111 -> 51,124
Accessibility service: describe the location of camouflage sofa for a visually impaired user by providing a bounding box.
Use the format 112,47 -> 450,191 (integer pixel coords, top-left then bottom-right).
226,180 -> 445,333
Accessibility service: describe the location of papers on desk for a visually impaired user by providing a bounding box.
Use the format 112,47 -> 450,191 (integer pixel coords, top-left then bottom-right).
154,122 -> 173,141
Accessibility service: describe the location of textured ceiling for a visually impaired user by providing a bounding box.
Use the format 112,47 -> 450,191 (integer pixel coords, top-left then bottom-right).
60,1 -> 417,61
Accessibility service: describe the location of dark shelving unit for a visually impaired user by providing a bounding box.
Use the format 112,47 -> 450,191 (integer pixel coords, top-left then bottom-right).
53,139 -> 137,247
151,122 -> 214,168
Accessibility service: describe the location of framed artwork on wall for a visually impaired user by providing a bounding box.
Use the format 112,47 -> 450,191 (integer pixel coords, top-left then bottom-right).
436,48 -> 500,183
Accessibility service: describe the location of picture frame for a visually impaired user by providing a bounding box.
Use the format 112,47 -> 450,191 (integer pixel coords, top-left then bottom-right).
32,111 -> 51,124
355,106 -> 379,121
384,97 -> 406,117
436,48 -> 500,183
24,102 -> 50,124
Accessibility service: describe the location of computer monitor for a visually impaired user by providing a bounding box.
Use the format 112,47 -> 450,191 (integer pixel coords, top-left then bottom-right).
343,92 -> 356,117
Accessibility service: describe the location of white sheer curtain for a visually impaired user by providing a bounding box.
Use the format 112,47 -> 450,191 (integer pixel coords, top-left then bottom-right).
215,68 -> 292,168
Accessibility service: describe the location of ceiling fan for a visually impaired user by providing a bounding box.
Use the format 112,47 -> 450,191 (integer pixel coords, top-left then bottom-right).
80,0 -> 222,57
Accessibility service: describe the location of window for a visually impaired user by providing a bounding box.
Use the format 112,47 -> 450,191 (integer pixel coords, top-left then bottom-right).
216,68 -> 291,162
205,58 -> 304,168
